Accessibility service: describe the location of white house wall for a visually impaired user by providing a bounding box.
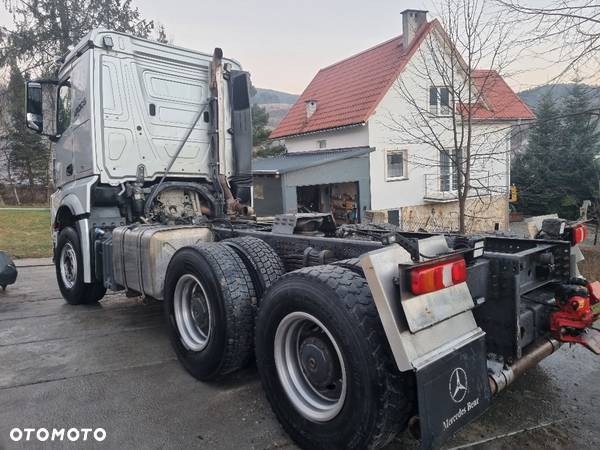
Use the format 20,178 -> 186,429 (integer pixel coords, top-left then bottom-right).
283,125 -> 369,153
469,122 -> 511,197
368,35 -> 455,210
367,30 -> 511,212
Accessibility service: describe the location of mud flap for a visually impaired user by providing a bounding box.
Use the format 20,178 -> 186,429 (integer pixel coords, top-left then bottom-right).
416,334 -> 491,449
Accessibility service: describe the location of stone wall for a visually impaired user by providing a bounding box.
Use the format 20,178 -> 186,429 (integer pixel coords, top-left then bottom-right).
365,195 -> 509,233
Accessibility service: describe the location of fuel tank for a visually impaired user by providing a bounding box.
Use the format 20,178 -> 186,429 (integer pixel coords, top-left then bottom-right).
112,224 -> 214,299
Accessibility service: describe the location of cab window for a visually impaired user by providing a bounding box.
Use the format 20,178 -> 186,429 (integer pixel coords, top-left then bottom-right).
57,79 -> 72,134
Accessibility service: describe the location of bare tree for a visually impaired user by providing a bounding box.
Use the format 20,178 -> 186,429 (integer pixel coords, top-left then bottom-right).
498,1 -> 600,82
384,0 -> 518,233
0,83 -> 20,205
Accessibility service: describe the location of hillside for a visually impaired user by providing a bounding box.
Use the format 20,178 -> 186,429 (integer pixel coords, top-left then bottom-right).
252,88 -> 298,129
252,88 -> 299,105
518,83 -> 600,112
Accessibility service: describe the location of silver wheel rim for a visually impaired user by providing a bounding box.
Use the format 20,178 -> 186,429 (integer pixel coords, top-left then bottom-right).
274,311 -> 347,422
173,274 -> 212,352
60,242 -> 78,289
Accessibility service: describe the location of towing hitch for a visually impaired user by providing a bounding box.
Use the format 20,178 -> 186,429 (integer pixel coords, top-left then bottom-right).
550,279 -> 600,354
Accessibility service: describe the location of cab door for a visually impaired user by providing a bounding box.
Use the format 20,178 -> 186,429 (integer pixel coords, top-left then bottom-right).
53,51 -> 93,187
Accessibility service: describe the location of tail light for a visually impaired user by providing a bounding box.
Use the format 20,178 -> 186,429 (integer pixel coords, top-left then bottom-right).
410,258 -> 467,295
571,224 -> 587,246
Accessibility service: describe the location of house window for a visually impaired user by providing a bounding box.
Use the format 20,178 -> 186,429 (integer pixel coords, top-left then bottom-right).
386,149 -> 408,180
318,139 -> 327,149
429,86 -> 451,116
440,150 -> 459,191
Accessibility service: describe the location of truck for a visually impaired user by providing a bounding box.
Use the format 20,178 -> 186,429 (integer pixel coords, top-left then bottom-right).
25,29 -> 600,450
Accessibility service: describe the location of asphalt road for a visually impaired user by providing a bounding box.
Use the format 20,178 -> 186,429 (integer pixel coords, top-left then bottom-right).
1,261 -> 599,450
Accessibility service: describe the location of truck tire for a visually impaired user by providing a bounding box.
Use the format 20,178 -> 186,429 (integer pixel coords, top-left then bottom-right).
56,226 -> 106,305
331,257 -> 364,276
255,265 -> 413,450
164,243 -> 255,381
223,236 -> 285,299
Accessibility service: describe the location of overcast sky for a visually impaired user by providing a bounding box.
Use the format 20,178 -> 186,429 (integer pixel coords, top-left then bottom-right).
133,0 -> 578,94
1,0 -> 590,94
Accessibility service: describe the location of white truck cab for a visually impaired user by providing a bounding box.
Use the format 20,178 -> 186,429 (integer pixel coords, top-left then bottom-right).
26,28 -> 252,295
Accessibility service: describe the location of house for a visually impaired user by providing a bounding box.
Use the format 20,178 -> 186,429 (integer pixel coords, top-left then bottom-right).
254,10 -> 535,231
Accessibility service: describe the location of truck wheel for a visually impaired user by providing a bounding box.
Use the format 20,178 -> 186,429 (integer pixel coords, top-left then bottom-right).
255,265 -> 412,450
331,257 -> 364,276
223,236 -> 285,299
164,243 -> 255,380
56,226 -> 106,305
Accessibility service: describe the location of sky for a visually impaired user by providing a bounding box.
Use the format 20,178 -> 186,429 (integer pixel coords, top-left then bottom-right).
132,0 -> 584,94
0,0 -> 592,94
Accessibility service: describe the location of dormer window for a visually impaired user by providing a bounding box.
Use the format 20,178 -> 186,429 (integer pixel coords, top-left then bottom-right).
429,86 -> 451,116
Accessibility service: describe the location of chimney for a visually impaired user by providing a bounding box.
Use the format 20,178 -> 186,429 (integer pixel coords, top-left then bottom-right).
305,99 -> 318,119
401,9 -> 428,48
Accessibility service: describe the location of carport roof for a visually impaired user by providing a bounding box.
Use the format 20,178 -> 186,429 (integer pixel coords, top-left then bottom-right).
253,147 -> 372,175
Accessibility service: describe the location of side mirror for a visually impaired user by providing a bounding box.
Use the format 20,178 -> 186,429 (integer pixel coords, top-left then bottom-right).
26,80 -> 58,137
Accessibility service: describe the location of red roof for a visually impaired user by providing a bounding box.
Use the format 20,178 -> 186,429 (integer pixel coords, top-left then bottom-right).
470,70 -> 535,120
270,21 -> 437,139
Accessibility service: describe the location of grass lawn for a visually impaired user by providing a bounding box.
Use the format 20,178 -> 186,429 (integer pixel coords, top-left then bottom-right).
0,209 -> 52,258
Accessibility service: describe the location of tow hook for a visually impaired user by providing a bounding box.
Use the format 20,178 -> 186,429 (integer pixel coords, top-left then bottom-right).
550,279 -> 600,354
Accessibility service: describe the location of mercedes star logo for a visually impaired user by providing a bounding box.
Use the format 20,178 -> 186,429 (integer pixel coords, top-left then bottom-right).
449,367 -> 468,403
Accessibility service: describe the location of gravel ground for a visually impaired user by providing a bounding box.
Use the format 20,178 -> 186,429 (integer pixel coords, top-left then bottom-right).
0,262 -> 599,450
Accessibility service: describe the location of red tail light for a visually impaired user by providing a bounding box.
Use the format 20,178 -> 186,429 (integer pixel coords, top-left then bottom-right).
571,224 -> 587,245
410,258 -> 467,295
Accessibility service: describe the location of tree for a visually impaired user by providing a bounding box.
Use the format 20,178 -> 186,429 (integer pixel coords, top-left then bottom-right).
511,93 -> 562,215
1,0 -> 156,73
387,0 -> 514,233
7,63 -> 50,187
555,84 -> 599,217
512,85 -> 600,218
0,82 -> 20,204
252,104 -> 271,147
0,62 -> 49,194
498,1 -> 600,84
252,104 -> 285,158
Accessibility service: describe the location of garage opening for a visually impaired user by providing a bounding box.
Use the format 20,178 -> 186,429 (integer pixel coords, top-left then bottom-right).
297,182 -> 359,223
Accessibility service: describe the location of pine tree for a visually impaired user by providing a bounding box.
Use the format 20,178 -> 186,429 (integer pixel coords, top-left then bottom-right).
252,104 -> 271,148
557,84 -> 600,218
512,85 -> 600,218
512,93 -> 563,215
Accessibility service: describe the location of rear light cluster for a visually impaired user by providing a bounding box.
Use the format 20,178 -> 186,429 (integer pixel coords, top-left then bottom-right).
571,224 -> 587,246
410,258 -> 467,295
